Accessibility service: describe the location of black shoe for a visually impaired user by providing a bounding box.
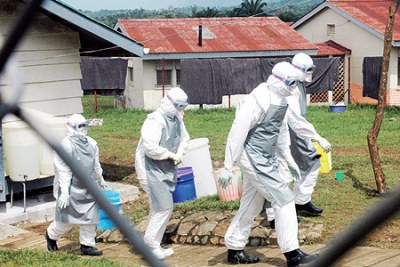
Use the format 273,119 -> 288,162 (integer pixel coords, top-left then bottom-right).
80,245 -> 103,256
269,220 -> 275,229
45,231 -> 58,251
284,249 -> 319,267
227,249 -> 260,264
296,202 -> 323,217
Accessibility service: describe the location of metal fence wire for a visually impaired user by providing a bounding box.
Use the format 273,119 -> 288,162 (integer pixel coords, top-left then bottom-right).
1,1 -> 400,267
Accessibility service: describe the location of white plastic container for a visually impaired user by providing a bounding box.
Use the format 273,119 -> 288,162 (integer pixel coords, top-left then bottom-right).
39,117 -> 68,175
180,138 -> 217,198
2,121 -> 40,182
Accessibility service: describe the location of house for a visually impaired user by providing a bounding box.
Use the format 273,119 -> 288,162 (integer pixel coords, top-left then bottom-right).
0,0 -> 143,202
291,0 -> 400,106
114,17 -> 327,109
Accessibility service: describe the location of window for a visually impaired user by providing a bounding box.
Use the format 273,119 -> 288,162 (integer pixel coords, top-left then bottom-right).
176,69 -> 181,85
128,67 -> 134,83
156,69 -> 172,86
398,57 -> 400,86
327,24 -> 335,36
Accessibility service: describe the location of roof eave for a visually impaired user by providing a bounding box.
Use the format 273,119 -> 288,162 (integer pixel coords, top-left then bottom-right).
41,0 -> 144,57
142,49 -> 318,60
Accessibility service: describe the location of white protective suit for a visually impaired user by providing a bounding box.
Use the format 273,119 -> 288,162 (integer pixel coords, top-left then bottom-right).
135,87 -> 190,259
47,113 -> 106,248
266,53 -> 330,222
222,62 -> 302,253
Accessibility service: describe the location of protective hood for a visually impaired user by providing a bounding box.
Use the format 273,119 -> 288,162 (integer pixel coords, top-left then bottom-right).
67,113 -> 88,137
159,87 -> 188,118
267,61 -> 298,97
291,52 -> 315,82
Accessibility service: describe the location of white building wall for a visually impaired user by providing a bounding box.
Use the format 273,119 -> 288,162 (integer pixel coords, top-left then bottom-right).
295,8 -> 400,106
0,8 -> 83,121
296,8 -> 386,85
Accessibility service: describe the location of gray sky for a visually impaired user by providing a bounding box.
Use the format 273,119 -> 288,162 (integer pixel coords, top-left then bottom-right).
60,0 -> 243,11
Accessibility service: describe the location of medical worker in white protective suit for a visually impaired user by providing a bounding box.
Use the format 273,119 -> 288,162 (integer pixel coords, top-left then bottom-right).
45,114 -> 106,256
266,53 -> 332,229
135,87 -> 190,260
218,62 -> 320,267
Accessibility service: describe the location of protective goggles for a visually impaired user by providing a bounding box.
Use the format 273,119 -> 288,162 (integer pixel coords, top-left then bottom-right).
68,121 -> 88,130
167,95 -> 188,110
294,64 -> 315,74
272,74 -> 297,88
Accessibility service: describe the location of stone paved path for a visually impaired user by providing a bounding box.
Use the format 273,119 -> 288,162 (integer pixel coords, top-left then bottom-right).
1,229 -> 400,267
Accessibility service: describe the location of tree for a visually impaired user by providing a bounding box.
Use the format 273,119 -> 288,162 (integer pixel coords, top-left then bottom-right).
367,0 -> 399,194
192,7 -> 221,17
233,0 -> 268,17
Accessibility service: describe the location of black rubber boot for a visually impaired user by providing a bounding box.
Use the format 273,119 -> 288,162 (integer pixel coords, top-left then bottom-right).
295,202 -> 323,216
80,245 -> 103,256
227,249 -> 260,264
269,220 -> 275,229
284,249 -> 319,267
45,231 -> 58,251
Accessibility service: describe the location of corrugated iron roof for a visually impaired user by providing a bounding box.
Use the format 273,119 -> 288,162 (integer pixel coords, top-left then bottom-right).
329,0 -> 400,40
316,40 -> 351,56
116,17 -> 317,55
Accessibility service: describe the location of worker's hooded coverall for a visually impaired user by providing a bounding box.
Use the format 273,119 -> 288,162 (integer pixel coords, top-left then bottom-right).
223,62 -> 318,253
47,114 -> 104,247
135,87 -> 190,255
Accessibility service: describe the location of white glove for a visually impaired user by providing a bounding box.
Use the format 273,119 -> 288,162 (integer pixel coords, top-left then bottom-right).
317,137 -> 331,153
218,167 -> 233,189
168,152 -> 183,165
284,153 -> 301,182
176,147 -> 184,161
58,189 -> 70,209
98,176 -> 107,189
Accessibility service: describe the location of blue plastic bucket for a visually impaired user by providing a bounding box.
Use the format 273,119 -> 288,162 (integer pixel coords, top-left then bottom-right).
329,105 -> 346,112
97,190 -> 122,230
173,167 -> 197,203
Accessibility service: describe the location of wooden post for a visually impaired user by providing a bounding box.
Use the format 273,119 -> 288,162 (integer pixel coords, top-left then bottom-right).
162,58 -> 165,97
94,89 -> 98,113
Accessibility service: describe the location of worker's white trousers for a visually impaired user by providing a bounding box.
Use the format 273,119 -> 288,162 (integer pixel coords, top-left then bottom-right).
225,154 -> 299,253
266,159 -> 320,220
143,208 -> 173,249
47,220 -> 96,247
293,168 -> 319,205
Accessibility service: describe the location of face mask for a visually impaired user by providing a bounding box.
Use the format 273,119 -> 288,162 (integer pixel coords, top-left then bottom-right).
304,73 -> 313,82
272,74 -> 297,96
167,95 -> 188,111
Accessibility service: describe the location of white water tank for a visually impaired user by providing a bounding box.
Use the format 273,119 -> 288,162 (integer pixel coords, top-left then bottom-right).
2,121 -> 40,182
39,116 -> 68,175
180,138 -> 217,198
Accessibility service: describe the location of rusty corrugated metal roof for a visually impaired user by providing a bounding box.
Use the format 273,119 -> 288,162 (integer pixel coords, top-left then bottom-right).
116,17 -> 317,55
316,40 -> 351,56
329,0 -> 400,40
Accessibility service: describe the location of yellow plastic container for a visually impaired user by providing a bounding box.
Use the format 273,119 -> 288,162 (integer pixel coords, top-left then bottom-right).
313,142 -> 332,174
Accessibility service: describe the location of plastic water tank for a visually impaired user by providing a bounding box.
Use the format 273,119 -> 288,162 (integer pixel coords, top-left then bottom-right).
2,121 -> 40,182
180,138 -> 217,198
39,117 -> 68,175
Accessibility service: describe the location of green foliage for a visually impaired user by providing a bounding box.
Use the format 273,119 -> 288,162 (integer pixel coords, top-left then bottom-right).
174,195 -> 240,211
79,0 -> 324,27
233,0 -> 268,17
0,249 -> 121,267
192,7 -> 221,17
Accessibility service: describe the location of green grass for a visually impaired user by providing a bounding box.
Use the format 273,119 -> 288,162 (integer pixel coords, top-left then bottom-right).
82,96 -> 400,247
0,249 -> 122,267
